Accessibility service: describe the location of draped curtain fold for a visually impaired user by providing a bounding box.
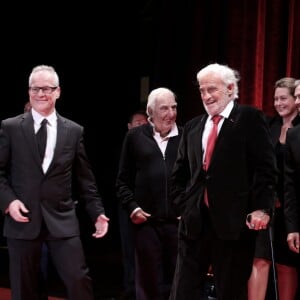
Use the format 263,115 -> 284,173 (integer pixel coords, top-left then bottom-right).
217,0 -> 299,117
214,0 -> 299,117
286,0 -> 300,77
151,0 -> 300,122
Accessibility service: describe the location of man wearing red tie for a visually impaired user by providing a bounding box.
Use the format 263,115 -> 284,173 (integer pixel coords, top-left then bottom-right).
169,63 -> 277,300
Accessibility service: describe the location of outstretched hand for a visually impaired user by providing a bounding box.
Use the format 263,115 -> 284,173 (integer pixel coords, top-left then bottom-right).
92,214 -> 110,238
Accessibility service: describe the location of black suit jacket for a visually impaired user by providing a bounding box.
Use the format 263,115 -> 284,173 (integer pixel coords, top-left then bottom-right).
0,111 -> 105,239
171,102 -> 277,240
284,125 -> 300,234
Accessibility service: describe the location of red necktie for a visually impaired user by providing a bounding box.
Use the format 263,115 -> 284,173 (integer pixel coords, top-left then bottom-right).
204,115 -> 222,206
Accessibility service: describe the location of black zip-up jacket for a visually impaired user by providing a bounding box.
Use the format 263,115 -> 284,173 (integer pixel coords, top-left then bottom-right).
116,123 -> 182,221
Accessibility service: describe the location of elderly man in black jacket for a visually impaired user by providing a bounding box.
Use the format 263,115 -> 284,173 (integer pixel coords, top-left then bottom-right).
116,87 -> 182,300
169,63 -> 277,300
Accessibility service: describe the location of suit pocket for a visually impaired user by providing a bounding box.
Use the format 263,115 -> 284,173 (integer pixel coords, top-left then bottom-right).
59,198 -> 76,211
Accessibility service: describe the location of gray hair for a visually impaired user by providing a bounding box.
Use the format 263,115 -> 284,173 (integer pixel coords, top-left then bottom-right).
295,79 -> 300,89
196,63 -> 240,99
146,87 -> 176,116
28,65 -> 59,87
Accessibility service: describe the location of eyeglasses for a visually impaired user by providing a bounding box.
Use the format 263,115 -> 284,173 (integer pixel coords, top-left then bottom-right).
29,86 -> 58,94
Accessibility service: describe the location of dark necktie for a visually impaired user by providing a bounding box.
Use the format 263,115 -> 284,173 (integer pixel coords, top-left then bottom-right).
36,119 -> 48,161
204,115 -> 222,206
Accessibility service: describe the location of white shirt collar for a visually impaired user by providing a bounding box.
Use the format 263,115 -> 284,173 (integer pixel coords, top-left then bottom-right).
208,100 -> 234,121
152,123 -> 179,141
31,108 -> 57,126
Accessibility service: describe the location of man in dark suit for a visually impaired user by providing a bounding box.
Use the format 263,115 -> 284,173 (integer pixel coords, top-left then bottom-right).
0,65 -> 109,300
169,63 -> 277,300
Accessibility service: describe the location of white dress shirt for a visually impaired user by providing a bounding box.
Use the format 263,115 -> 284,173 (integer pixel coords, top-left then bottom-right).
32,108 -> 57,173
202,100 -> 234,162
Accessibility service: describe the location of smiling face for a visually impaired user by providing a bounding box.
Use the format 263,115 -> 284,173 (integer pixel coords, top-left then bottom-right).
274,86 -> 297,118
198,73 -> 234,116
28,70 -> 61,117
148,93 -> 177,137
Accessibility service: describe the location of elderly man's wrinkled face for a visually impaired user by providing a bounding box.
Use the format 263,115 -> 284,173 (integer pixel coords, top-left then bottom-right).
150,95 -> 177,137
198,73 -> 233,116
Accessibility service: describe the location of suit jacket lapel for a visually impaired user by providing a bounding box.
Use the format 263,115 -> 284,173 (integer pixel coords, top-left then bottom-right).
192,115 -> 207,168
21,113 -> 43,169
45,115 -> 68,174
209,103 -> 239,166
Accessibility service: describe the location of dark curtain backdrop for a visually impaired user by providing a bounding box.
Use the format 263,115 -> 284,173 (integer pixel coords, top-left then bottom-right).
0,1 -> 299,296
0,2 -> 142,263
143,0 -> 300,124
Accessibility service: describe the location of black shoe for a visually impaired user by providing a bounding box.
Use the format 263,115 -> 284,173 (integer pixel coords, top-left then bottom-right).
203,274 -> 217,300
207,283 -> 217,299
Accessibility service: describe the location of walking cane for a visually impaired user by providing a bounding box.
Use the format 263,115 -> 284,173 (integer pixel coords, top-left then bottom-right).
247,211 -> 279,300
268,215 -> 279,300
